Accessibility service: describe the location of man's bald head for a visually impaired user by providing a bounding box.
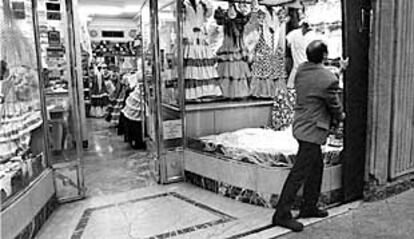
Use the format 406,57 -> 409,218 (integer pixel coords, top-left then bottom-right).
306,40 -> 328,64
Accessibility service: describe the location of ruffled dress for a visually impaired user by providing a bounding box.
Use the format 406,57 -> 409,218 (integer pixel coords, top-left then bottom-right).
183,0 -> 222,101
121,86 -> 143,122
214,7 -> 251,99
249,30 -> 287,98
0,68 -> 42,162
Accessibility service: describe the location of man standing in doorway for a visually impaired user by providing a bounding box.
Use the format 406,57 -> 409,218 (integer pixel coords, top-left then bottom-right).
272,40 -> 345,232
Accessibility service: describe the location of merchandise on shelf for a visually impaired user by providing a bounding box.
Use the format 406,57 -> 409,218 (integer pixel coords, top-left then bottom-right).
92,40 -> 137,57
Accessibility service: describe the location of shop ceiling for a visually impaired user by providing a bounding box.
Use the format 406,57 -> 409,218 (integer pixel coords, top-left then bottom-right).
78,0 -> 299,20
78,0 -> 143,19
78,0 -> 176,19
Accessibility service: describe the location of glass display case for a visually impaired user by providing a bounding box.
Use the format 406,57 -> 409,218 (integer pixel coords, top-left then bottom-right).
0,0 -> 49,209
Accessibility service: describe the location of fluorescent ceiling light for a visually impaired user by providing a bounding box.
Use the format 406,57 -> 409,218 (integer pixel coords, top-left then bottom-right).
80,5 -> 139,16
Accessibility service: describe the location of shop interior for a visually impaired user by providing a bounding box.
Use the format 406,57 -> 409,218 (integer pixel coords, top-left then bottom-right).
1,0 -> 345,207
49,0 -> 157,197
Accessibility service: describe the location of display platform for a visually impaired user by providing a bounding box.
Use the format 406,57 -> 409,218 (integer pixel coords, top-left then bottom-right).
184,150 -> 343,208
1,169 -> 56,239
163,100 -> 274,138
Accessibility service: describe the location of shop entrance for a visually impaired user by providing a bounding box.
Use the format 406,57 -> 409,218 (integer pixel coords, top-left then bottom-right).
39,0 -> 160,201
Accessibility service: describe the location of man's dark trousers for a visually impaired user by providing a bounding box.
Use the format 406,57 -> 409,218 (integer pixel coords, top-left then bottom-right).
275,140 -> 324,219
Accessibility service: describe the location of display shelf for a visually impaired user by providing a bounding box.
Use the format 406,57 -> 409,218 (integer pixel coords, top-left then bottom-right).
163,100 -> 274,138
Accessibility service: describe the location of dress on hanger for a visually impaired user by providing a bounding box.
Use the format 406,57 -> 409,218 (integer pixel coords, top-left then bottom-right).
183,0 -> 222,101
249,13 -> 287,98
214,6 -> 251,99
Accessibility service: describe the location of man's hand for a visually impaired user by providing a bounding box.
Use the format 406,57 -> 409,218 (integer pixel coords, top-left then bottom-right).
339,57 -> 349,71
340,112 -> 346,121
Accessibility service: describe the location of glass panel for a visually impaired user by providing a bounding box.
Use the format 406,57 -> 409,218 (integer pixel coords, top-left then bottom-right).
141,0 -> 184,183
0,0 -> 47,208
158,0 -> 184,182
141,1 -> 156,144
140,0 -> 160,182
36,0 -> 83,200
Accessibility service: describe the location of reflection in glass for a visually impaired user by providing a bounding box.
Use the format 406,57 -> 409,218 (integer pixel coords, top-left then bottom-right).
0,0 -> 47,206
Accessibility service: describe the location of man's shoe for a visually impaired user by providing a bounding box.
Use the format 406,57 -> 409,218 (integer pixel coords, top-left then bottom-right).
272,214 -> 304,232
298,208 -> 329,218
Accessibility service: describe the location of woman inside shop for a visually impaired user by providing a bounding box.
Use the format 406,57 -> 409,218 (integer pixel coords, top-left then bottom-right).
90,63 -> 109,118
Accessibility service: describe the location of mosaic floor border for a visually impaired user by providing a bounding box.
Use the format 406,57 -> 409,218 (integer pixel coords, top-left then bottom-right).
70,192 -> 237,239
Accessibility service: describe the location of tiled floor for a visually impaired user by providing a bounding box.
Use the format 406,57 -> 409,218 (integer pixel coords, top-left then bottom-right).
53,118 -> 157,198
84,118 -> 157,196
40,118 -> 362,238
36,183 -> 358,239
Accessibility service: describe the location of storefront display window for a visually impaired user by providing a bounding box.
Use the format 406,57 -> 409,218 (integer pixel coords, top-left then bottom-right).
182,0 -> 344,161
179,0 -> 345,206
141,0 -> 345,197
0,0 -> 47,208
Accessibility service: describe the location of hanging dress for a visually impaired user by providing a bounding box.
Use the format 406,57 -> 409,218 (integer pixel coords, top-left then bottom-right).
214,7 -> 251,99
90,71 -> 109,108
249,28 -> 287,98
183,0 -> 222,101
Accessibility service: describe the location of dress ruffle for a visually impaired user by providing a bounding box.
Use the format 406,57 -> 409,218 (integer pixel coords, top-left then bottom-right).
121,88 -> 143,121
183,39 -> 222,100
185,78 -> 222,100
217,59 -> 251,98
0,101 -> 42,161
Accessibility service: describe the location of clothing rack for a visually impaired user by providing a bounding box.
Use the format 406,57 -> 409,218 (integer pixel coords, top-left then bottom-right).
215,0 -> 295,6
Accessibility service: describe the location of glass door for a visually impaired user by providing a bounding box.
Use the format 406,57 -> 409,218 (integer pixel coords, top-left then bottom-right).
37,0 -> 85,202
141,0 -> 185,184
156,0 -> 185,183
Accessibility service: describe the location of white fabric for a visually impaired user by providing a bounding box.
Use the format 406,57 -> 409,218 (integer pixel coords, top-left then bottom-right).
201,127 -> 342,156
0,172 -> 12,197
183,0 -> 213,41
286,29 -> 323,87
